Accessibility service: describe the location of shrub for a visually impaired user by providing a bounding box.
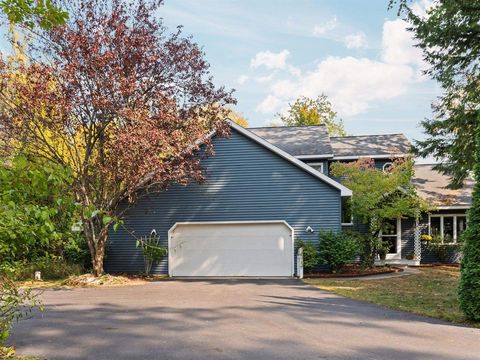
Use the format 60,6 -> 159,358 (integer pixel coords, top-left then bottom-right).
345,231 -> 378,268
459,193 -> 480,320
0,275 -> 42,347
296,239 -> 318,272
428,236 -> 461,263
318,231 -> 359,273
12,257 -> 84,281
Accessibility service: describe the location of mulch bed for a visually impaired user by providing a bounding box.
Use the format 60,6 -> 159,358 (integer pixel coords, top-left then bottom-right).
304,265 -> 403,278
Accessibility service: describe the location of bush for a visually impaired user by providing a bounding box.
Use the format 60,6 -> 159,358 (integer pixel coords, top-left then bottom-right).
296,239 -> 318,272
459,190 -> 480,320
11,257 -> 84,281
0,275 -> 42,347
427,236 -> 461,263
344,231 -> 378,268
318,231 -> 359,273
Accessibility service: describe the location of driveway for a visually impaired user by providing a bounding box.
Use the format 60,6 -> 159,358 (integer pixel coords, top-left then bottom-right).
10,279 -> 480,360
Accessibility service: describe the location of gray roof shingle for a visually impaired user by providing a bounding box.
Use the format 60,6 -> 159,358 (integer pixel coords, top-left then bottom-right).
412,164 -> 473,207
249,125 -> 333,157
330,134 -> 412,158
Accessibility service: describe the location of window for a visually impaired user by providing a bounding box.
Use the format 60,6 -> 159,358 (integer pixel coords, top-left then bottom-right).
429,214 -> 467,243
341,197 -> 353,225
309,162 -> 324,173
381,219 -> 400,254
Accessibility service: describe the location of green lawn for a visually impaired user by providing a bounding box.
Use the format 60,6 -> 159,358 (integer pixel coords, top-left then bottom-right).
304,266 -> 479,327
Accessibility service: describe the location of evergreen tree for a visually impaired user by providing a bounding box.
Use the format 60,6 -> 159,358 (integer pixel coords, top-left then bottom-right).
392,0 -> 480,320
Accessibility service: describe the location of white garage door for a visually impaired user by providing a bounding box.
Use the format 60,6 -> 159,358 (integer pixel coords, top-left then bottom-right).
168,221 -> 294,277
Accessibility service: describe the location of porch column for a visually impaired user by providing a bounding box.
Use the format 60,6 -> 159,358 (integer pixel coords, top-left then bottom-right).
414,212 -> 422,261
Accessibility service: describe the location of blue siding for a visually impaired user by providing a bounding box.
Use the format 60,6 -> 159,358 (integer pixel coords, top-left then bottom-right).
105,129 -> 342,274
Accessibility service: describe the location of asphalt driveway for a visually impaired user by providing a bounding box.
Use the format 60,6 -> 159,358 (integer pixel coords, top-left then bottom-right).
10,279 -> 480,360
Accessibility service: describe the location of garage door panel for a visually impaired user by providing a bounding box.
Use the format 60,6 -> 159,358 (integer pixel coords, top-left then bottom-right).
169,222 -> 293,277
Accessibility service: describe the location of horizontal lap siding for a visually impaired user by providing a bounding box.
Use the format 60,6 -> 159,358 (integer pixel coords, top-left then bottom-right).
105,130 -> 342,274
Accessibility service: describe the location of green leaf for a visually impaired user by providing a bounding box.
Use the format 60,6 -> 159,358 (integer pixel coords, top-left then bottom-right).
102,216 -> 112,225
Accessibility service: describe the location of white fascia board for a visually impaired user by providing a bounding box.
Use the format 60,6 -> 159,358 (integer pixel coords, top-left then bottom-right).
227,120 -> 352,196
332,154 -> 408,161
296,154 -> 334,160
435,205 -> 470,210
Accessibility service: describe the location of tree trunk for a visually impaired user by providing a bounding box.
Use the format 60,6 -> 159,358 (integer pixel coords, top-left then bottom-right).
82,217 -> 109,277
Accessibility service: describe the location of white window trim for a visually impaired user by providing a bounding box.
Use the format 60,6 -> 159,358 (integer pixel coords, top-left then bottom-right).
379,218 -> 402,260
428,214 -> 467,244
308,162 -> 324,174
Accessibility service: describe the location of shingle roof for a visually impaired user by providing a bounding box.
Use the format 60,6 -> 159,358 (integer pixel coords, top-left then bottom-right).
248,125 -> 333,157
412,164 -> 473,207
330,134 -> 412,158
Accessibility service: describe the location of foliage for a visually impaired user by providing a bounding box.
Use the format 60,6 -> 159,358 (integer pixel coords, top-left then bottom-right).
459,121 -> 480,321
0,154 -> 78,268
13,257 -> 84,281
330,158 -> 428,267
0,0 -> 236,276
345,231 -> 380,268
0,275 -> 42,347
0,0 -> 68,29
421,234 -> 432,241
296,239 -> 319,272
228,109 -> 249,128
426,235 -> 460,264
136,230 -> 167,275
330,158 -> 427,233
318,231 -> 359,273
391,0 -> 480,188
391,0 -> 480,323
276,95 -> 346,136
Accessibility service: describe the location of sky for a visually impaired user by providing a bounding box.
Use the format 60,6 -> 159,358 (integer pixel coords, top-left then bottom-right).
159,0 -> 440,147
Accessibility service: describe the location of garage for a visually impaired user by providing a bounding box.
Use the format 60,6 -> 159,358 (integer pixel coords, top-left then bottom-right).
168,221 -> 294,277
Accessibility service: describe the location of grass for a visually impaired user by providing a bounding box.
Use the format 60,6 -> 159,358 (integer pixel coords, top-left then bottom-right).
304,266 -> 480,327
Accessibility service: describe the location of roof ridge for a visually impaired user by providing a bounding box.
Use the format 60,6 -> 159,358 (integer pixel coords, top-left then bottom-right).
248,124 -> 327,129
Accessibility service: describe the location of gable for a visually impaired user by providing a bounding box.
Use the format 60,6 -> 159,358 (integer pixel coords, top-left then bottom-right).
227,122 -> 351,196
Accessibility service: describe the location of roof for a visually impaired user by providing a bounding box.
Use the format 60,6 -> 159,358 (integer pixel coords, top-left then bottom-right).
248,125 -> 333,158
412,164 -> 473,208
330,134 -> 412,159
228,121 -> 351,196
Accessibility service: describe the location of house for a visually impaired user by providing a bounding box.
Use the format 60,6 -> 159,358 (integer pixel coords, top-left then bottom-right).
105,121 -> 473,276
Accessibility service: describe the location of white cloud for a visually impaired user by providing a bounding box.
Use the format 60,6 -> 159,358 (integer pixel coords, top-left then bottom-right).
344,32 -> 367,49
288,65 -> 302,77
256,95 -> 283,114
312,16 -> 337,37
254,12 -> 430,118
268,56 -> 414,116
255,74 -> 274,84
250,49 -> 290,70
382,19 -> 423,67
236,75 -> 249,84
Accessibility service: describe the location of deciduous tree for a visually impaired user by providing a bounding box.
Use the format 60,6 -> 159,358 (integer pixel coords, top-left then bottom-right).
0,0 -> 235,276
277,95 -> 346,136
330,158 -> 427,266
0,0 -> 67,29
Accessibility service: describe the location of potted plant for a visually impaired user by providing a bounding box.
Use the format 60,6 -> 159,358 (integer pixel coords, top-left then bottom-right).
376,240 -> 388,266
405,252 -> 416,260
